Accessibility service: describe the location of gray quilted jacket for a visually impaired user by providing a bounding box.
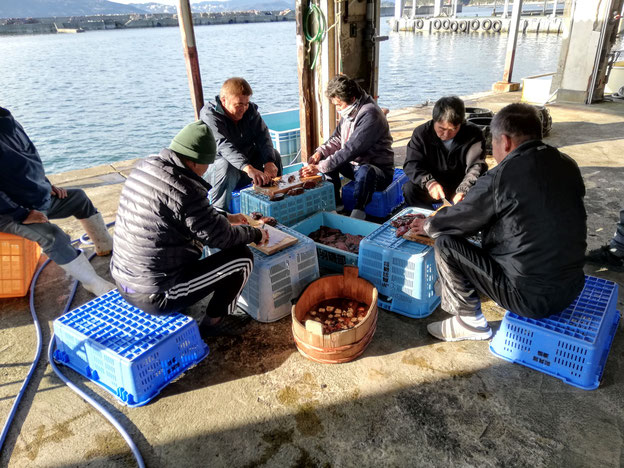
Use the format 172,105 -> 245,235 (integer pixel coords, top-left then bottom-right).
111,148 -> 262,294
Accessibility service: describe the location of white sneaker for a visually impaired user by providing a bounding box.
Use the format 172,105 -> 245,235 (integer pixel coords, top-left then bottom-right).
427,316 -> 492,342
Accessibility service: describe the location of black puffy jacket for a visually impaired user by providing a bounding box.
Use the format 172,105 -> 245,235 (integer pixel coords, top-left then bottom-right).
425,140 -> 587,314
111,149 -> 262,294
403,120 -> 486,194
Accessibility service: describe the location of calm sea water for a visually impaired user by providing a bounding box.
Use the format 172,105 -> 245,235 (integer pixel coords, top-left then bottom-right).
0,7 -> 563,173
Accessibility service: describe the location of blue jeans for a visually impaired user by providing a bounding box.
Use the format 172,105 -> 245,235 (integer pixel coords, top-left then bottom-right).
206,149 -> 283,212
0,189 -> 97,265
325,163 -> 392,210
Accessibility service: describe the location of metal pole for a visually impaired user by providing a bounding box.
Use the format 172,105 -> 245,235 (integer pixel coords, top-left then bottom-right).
394,0 -> 404,19
493,0 -> 498,17
434,0 -> 442,17
411,0 -> 417,19
177,0 -> 204,120
503,0 -> 510,18
501,0 -> 524,83
542,0 -> 547,15
551,0 -> 557,18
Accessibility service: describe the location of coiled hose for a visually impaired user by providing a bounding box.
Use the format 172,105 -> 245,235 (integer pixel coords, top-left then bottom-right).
0,224 -> 145,468
303,3 -> 327,70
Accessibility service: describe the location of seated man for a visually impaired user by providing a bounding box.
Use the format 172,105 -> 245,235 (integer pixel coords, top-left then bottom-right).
111,121 -> 268,333
409,103 -> 587,341
0,107 -> 114,296
403,96 -> 487,208
300,74 -> 394,219
200,77 -> 282,211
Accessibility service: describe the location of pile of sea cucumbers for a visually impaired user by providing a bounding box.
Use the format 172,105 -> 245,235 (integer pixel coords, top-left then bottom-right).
308,226 -> 364,254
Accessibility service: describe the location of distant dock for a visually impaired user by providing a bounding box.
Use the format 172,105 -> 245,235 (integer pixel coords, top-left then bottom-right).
0,10 -> 295,36
390,15 -> 564,34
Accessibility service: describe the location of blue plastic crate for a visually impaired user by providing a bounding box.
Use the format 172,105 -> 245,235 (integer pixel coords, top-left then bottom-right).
342,168 -> 408,218
229,184 -> 252,214
358,207 -> 437,303
240,182 -> 336,227
291,211 -> 380,272
262,109 -> 300,164
377,290 -> 441,319
52,290 -> 209,407
490,276 -> 621,390
238,224 -> 319,322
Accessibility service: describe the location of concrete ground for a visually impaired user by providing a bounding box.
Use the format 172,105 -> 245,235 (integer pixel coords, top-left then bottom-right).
1,91 -> 623,468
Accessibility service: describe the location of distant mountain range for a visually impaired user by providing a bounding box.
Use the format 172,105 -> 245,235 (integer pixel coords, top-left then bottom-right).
129,1 -> 295,14
0,0 -> 295,19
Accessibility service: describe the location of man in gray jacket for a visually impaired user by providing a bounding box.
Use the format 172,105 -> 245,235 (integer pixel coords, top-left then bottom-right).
409,103 -> 586,341
301,75 -> 394,219
111,121 -> 268,333
200,77 -> 282,211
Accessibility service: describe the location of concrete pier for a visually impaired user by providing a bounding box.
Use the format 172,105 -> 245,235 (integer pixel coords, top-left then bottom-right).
1,91 -> 623,467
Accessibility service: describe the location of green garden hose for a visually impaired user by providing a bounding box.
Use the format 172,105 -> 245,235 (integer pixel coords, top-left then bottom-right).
303,3 -> 327,70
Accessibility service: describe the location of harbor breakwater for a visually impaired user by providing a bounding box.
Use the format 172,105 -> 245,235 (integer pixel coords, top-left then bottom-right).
0,10 -> 295,35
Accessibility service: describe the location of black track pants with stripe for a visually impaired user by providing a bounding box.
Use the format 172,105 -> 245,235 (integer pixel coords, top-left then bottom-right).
119,244 -> 254,318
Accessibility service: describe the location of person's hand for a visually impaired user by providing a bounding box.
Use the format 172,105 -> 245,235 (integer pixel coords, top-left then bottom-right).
308,152 -> 322,165
51,185 -> 67,199
409,217 -> 426,235
300,164 -> 319,178
227,213 -> 249,226
264,162 -> 278,178
452,192 -> 465,205
257,228 -> 270,246
22,210 -> 48,225
427,181 -> 445,201
244,165 -> 271,186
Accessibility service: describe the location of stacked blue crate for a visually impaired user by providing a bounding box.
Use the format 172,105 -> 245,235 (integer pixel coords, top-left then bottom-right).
262,109 -> 301,167
240,182 -> 336,227
52,290 -> 209,407
291,211 -> 379,272
490,276 -> 620,390
238,224 -> 320,322
342,168 -> 408,218
358,207 -> 440,318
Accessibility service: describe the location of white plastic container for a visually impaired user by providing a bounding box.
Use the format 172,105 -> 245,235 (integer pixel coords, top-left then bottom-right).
238,224 -> 319,322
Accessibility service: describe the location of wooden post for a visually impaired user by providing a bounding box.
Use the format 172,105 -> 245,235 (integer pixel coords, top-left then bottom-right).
492,0 -> 523,91
296,0 -> 317,161
177,0 -> 204,120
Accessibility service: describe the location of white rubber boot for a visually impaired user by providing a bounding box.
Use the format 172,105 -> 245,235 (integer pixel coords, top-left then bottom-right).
79,212 -> 113,256
60,252 -> 115,296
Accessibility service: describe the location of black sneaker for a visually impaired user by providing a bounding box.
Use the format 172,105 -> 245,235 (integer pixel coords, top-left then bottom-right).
585,245 -> 624,271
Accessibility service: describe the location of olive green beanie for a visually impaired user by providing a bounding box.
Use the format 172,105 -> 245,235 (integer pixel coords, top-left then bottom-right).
169,121 -> 217,164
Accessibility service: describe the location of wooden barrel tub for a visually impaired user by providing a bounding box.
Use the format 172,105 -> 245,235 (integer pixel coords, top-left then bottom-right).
291,266 -> 378,364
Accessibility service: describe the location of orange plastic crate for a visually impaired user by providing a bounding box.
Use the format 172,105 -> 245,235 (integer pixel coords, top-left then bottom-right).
0,233 -> 42,298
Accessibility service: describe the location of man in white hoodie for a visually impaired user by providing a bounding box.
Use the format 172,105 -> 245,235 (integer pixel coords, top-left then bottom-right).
0,106 -> 114,296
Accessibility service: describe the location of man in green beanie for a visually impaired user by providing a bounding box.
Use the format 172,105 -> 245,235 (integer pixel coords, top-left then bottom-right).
111,121 -> 268,335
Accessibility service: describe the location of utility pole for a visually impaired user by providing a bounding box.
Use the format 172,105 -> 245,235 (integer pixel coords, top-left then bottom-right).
493,0 -> 523,92
177,0 -> 204,119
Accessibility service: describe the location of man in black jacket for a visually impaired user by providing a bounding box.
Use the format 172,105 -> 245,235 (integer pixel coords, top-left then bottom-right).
111,121 -> 268,332
403,96 -> 487,208
0,107 -> 114,296
200,77 -> 282,211
409,103 -> 587,341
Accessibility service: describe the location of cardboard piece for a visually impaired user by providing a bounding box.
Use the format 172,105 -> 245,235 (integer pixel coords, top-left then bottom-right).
241,215 -> 299,255
402,229 -> 435,246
